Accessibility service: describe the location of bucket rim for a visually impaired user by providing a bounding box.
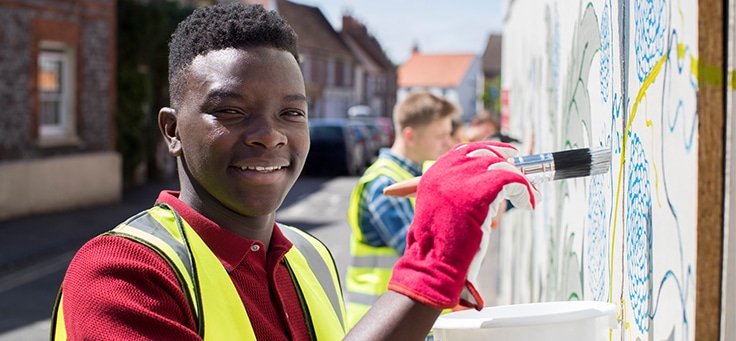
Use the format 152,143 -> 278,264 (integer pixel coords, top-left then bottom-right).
433,300 -> 618,330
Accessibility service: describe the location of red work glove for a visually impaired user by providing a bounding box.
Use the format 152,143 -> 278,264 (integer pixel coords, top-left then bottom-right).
388,142 -> 539,310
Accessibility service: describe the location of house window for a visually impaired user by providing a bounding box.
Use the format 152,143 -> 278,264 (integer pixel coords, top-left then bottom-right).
38,42 -> 76,141
375,76 -> 385,93
344,62 -> 352,87
334,60 -> 344,86
311,57 -> 326,84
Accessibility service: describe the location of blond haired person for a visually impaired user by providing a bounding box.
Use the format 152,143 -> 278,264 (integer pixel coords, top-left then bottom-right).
345,92 -> 457,327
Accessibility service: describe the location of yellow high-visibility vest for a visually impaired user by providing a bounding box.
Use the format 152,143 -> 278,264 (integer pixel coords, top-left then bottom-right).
345,157 -> 415,329
51,203 -> 346,340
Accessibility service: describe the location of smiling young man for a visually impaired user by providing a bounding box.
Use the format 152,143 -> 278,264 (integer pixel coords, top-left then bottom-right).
51,3 -> 539,340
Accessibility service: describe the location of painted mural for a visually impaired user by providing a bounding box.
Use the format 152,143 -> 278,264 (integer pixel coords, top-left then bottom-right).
498,0 -> 698,339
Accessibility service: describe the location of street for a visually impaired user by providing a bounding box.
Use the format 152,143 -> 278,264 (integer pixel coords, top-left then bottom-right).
0,175 -> 359,340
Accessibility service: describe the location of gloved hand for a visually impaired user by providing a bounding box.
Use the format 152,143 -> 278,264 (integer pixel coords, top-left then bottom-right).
387,141 -> 540,310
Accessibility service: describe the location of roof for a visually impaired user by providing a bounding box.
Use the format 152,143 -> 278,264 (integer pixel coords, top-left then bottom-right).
276,0 -> 354,59
340,15 -> 395,70
342,38 -> 383,73
397,52 -> 477,88
482,34 -> 502,77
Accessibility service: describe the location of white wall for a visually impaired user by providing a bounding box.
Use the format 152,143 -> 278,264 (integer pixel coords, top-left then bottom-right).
499,1 -> 698,340
0,152 -> 122,221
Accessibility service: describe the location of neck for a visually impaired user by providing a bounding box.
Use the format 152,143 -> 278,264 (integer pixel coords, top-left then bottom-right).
177,166 -> 275,248
390,143 -> 422,166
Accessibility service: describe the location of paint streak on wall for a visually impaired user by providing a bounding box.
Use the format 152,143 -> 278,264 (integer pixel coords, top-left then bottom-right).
498,0 -> 698,339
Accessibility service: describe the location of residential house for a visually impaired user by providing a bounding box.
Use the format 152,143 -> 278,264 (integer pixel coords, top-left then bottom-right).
482,34 -> 503,81
340,15 -> 397,119
0,0 -> 120,221
397,49 -> 483,122
245,0 -> 358,118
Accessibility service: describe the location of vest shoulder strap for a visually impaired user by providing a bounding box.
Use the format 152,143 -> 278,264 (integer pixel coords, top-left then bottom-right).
105,207 -> 204,335
279,223 -> 346,330
360,156 -> 415,184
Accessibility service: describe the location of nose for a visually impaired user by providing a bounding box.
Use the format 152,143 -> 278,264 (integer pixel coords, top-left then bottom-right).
243,119 -> 287,148
443,134 -> 454,151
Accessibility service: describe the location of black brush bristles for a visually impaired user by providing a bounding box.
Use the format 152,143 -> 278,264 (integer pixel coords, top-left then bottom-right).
551,147 -> 611,180
588,147 -> 612,176
552,148 -> 592,180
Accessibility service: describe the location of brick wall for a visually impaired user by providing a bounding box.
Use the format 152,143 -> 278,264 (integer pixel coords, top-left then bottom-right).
0,0 -> 120,221
0,0 -> 116,160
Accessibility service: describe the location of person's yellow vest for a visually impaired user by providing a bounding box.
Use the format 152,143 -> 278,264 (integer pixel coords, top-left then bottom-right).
51,203 -> 346,340
345,157 -> 416,329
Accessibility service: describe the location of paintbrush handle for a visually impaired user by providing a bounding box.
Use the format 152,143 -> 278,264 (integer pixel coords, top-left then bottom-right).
382,157 -> 554,197
384,147 -> 609,197
382,176 -> 421,198
382,166 -> 554,198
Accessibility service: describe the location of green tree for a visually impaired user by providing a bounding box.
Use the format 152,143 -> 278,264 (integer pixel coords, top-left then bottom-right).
483,74 -> 502,114
116,0 -> 195,184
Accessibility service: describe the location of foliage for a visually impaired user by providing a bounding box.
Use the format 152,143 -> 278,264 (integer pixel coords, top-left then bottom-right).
115,0 -> 195,184
482,74 -> 502,114
116,63 -> 151,183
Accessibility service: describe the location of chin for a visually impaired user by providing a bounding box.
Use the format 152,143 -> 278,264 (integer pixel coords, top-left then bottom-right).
236,196 -> 285,216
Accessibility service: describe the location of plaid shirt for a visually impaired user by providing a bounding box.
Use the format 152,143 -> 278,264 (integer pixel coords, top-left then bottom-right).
356,149 -> 422,255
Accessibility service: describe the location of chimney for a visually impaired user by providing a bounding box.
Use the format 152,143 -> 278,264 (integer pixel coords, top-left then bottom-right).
342,15 -> 353,31
242,0 -> 276,11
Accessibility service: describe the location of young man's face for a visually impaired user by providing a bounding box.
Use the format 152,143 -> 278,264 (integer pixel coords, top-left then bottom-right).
171,47 -> 309,217
411,116 -> 454,163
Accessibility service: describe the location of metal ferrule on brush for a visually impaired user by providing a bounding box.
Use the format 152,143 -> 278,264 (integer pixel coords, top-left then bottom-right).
510,153 -> 557,184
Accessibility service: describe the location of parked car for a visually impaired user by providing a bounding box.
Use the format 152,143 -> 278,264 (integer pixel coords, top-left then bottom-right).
372,116 -> 395,147
347,105 -> 395,150
348,116 -> 394,158
361,120 -> 391,151
304,118 -> 368,176
349,120 -> 380,165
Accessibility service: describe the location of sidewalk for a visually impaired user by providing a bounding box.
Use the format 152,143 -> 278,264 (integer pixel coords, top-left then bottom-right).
0,176 -> 179,277
0,176 -> 181,340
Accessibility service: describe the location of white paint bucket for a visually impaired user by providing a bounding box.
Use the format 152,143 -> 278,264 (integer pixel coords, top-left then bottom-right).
432,301 -> 618,341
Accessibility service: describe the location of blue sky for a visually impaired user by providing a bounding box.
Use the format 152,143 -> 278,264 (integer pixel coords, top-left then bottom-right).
290,0 -> 508,65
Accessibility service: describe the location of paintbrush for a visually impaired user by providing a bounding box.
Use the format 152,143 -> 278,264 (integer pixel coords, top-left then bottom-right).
383,146 -> 611,198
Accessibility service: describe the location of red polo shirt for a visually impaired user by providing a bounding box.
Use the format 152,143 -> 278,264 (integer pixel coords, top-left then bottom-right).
61,191 -> 311,340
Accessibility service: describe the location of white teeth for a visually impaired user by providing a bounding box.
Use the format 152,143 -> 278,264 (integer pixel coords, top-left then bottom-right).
239,166 -> 282,172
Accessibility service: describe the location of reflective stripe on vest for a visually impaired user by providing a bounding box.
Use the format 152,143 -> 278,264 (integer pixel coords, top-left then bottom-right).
51,204 -> 345,340
345,156 -> 416,328
279,223 -> 347,336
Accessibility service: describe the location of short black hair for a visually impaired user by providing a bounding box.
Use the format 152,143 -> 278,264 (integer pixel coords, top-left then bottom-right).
167,2 -> 299,106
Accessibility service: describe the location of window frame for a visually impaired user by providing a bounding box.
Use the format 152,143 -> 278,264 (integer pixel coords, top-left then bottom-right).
37,41 -> 77,143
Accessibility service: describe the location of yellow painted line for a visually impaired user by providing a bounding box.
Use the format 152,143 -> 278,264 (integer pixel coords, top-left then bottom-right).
609,51 -> 669,329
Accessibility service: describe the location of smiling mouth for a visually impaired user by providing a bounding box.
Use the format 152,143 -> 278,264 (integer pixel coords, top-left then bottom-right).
238,166 -> 285,172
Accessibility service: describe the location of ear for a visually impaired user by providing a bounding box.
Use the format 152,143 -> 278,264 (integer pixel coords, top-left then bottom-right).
401,127 -> 419,147
402,126 -> 415,146
158,107 -> 182,157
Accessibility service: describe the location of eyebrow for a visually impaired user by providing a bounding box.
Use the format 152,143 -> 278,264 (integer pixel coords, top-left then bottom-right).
205,91 -> 307,104
205,90 -> 244,102
283,94 -> 308,103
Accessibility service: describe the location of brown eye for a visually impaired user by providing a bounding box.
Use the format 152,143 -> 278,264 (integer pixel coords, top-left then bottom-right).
211,108 -> 244,119
282,110 -> 307,121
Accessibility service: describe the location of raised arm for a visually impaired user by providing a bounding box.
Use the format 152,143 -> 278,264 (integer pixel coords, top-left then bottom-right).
346,142 -> 540,340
